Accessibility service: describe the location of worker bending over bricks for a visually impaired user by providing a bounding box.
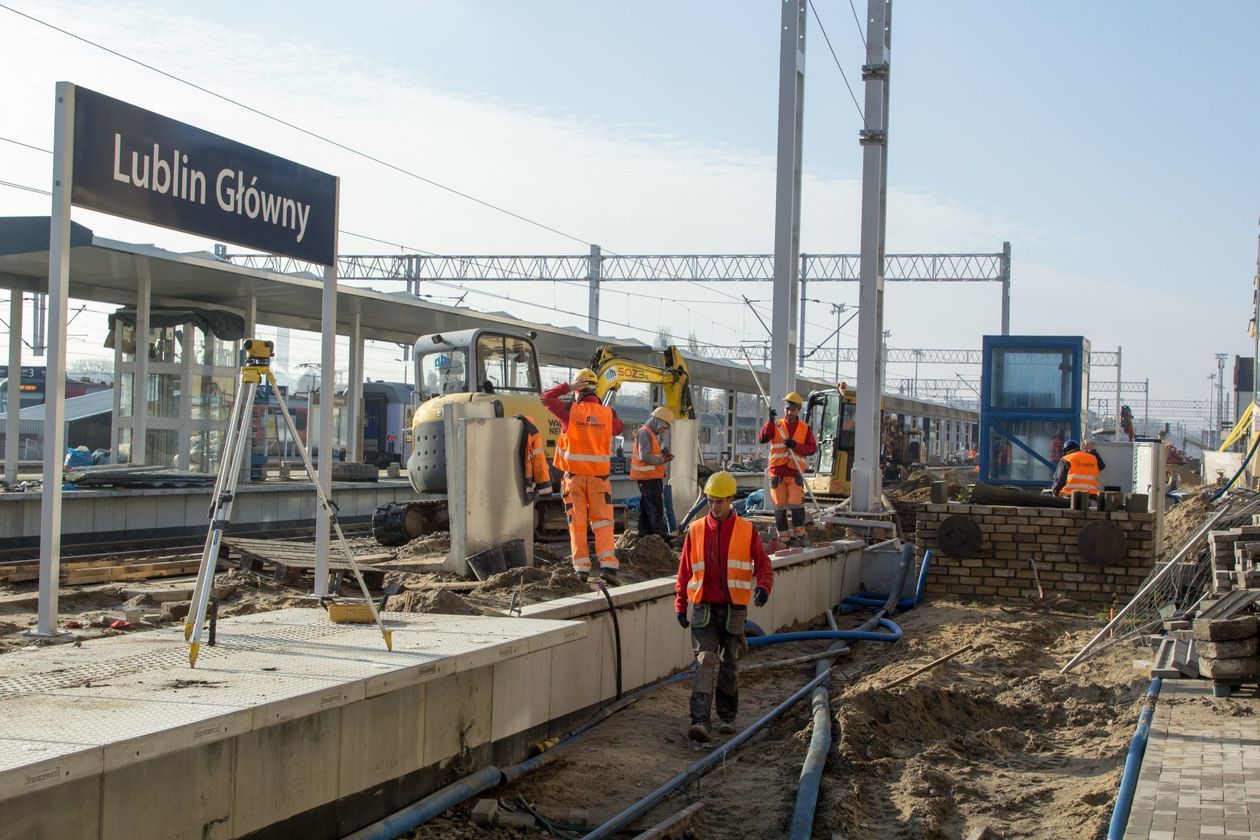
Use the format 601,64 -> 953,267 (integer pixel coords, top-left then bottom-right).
675,471 -> 774,742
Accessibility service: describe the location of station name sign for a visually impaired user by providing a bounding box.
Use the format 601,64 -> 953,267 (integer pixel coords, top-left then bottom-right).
69,86 -> 336,266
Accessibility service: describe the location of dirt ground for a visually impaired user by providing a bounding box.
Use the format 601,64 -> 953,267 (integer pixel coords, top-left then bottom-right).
407,601 -> 1146,840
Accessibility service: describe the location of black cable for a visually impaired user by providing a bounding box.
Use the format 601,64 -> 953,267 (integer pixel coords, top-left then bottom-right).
808,0 -> 867,128
595,582 -> 623,700
847,0 -> 869,50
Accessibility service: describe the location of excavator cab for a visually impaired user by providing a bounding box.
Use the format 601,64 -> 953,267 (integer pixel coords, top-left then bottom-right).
414,329 -> 541,402
805,385 -> 858,496
588,344 -> 696,420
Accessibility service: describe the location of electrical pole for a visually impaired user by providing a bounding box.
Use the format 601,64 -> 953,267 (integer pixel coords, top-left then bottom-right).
830,303 -> 846,383
1217,352 -> 1228,445
850,0 -> 891,513
770,0 -> 805,407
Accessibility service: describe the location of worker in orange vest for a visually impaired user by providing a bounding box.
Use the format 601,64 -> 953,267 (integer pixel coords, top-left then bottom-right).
1051,438 -> 1105,501
542,368 -> 623,584
630,406 -> 674,538
674,471 -> 773,742
515,414 -> 552,500
757,391 -> 817,544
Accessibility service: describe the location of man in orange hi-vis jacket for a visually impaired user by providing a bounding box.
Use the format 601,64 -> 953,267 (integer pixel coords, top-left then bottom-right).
542,368 -> 624,584
757,391 -> 817,544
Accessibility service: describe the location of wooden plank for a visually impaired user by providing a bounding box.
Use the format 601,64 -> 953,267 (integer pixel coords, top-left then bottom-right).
62,559 -> 211,585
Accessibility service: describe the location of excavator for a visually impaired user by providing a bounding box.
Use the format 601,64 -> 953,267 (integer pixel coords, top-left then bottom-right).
371,328 -> 693,545
802,383 -> 902,497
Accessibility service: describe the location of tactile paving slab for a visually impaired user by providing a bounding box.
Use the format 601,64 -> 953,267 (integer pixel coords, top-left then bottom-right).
0,608 -> 583,799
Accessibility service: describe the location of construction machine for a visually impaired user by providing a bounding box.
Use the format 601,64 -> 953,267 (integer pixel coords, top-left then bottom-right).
371,328 -> 693,545
802,383 -> 900,497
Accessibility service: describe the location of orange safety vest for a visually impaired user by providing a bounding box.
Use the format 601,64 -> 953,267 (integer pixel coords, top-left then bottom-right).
519,415 -> 551,491
630,426 -> 665,480
552,430 -> 569,472
1059,449 -> 1100,496
767,419 -> 810,473
562,400 -> 614,476
685,515 -> 755,606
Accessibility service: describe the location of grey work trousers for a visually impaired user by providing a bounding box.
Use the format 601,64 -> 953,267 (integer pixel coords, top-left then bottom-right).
688,602 -> 747,725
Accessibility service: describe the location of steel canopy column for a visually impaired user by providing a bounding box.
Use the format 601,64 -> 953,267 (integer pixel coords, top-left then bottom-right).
315,181 -> 341,596
587,244 -> 602,336
771,0 -> 806,406
348,307 -> 364,464
1000,241 -> 1011,335
798,264 -> 808,369
852,0 -> 891,514
5,289 -> 21,483
37,83 -> 74,637
133,262 -> 151,465
238,286 -> 257,482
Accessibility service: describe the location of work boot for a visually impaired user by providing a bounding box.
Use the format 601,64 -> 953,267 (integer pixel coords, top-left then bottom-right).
688,722 -> 711,743
576,571 -> 589,582
717,719 -> 737,735
600,567 -> 621,586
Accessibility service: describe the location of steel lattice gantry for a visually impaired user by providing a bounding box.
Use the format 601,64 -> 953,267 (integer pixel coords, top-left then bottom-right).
222,245 -> 1014,339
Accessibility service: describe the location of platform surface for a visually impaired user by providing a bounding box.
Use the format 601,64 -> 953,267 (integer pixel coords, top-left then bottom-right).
1124,680 -> 1260,839
0,608 -> 583,800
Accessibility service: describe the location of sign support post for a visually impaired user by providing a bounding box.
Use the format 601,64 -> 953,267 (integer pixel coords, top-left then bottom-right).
315,189 -> 339,595
36,82 -> 75,637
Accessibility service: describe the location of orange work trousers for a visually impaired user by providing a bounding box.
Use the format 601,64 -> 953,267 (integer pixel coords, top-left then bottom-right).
769,473 -> 807,537
563,473 -> 617,572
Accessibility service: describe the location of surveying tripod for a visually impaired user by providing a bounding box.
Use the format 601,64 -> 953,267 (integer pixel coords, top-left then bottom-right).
184,339 -> 393,667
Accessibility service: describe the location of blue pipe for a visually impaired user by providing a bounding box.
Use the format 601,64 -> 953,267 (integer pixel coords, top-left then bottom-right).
343,765 -> 504,840
1106,677 -> 1163,840
583,667 -> 834,840
847,549 -> 934,612
744,618 -> 767,637
746,618 -> 903,646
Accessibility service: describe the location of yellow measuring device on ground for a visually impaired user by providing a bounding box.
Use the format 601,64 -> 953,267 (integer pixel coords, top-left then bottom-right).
184,339 -> 393,666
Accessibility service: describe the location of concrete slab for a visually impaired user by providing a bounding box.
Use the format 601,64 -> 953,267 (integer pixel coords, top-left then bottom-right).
0,608 -> 583,803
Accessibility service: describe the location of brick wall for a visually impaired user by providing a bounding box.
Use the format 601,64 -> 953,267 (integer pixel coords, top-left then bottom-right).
914,503 -> 1158,608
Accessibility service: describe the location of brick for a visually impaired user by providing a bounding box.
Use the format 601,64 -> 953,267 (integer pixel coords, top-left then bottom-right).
993,567 -> 1015,578
997,587 -> 1021,597
973,586 -> 997,595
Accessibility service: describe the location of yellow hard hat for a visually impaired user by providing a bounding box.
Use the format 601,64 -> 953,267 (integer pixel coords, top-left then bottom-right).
784,391 -> 804,407
574,368 -> 598,387
703,471 -> 738,499
650,406 -> 674,424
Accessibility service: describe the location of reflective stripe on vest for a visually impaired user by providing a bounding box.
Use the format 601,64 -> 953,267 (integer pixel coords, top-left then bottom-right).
630,426 -> 665,480
564,401 -> 614,476
1058,449 -> 1100,496
767,419 -> 810,473
686,515 -> 755,606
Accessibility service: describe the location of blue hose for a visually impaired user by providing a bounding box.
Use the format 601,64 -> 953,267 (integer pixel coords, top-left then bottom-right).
744,619 -> 767,638
342,766 -> 504,840
847,549 -> 934,612
746,618 -> 903,646
1210,432 -> 1260,502
1106,677 -> 1163,840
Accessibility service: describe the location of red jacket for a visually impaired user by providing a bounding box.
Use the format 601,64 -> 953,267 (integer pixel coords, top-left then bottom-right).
757,418 -> 817,477
541,383 -> 623,435
674,512 -> 774,613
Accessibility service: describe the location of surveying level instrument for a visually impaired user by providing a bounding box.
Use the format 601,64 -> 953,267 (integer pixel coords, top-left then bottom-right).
184,339 -> 393,666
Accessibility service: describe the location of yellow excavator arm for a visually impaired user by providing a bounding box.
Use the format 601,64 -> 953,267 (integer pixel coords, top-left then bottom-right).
587,345 -> 695,419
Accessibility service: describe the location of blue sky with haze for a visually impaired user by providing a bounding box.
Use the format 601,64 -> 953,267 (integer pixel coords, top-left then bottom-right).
0,1 -> 1256,414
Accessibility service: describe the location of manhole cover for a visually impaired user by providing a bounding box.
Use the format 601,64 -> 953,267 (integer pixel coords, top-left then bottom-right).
937,514 -> 982,558
1079,520 -> 1125,565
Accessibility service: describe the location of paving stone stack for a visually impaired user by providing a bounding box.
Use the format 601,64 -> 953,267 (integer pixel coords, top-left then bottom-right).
1209,520 -> 1260,592
1192,613 -> 1260,696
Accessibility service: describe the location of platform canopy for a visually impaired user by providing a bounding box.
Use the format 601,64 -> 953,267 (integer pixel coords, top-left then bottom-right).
0,216 -> 825,396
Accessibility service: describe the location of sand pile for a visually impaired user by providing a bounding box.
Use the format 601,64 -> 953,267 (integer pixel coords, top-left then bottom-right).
624,535 -> 678,578
391,588 -> 481,616
398,531 -> 451,559
472,566 -> 590,603
1160,492 -> 1213,560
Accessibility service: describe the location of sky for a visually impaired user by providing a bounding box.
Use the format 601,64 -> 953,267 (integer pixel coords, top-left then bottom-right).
0,0 -> 1257,422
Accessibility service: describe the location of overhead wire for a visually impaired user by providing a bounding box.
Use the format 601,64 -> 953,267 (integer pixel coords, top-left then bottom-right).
0,8 -> 774,346
847,0 -> 868,50
808,0 -> 866,128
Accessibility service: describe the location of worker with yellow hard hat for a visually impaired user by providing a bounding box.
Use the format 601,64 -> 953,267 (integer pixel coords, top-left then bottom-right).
673,471 -> 773,742
630,405 -> 675,538
542,367 -> 624,584
757,391 -> 817,544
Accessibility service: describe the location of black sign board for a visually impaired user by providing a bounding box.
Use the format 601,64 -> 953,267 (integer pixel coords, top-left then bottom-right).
70,86 -> 336,266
